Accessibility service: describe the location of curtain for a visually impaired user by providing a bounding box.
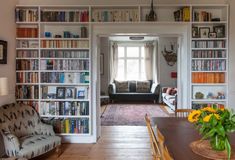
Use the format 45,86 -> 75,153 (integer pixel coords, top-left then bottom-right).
109,42 -> 118,83
144,42 -> 154,80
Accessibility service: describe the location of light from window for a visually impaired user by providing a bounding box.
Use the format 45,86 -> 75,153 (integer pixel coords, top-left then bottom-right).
116,45 -> 146,81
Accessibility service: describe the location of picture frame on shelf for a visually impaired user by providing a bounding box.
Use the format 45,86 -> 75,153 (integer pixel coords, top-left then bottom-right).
208,32 -> 217,38
65,87 -> 75,99
199,27 -> 210,38
192,27 -> 199,38
56,87 -> 65,99
214,25 -> 225,38
0,40 -> 7,64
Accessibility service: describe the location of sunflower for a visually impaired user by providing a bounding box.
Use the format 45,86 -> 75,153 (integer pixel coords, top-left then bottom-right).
203,114 -> 212,122
201,107 -> 216,113
188,110 -> 201,123
203,113 -> 220,122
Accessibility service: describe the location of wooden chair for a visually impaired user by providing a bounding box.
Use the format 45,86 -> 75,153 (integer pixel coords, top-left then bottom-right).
145,114 -> 174,160
145,114 -> 162,160
175,109 -> 194,117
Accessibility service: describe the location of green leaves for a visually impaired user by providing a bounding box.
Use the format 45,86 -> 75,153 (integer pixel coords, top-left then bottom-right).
225,138 -> 231,160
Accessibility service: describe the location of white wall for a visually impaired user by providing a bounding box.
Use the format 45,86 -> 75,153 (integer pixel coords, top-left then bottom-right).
100,37 -> 109,95
159,37 -> 178,87
0,0 -> 18,156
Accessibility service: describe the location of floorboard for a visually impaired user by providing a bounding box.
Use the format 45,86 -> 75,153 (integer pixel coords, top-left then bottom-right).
32,126 -> 152,160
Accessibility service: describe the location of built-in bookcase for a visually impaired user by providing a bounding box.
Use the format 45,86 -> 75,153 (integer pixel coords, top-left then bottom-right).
190,5 -> 228,109
15,5 -> 91,142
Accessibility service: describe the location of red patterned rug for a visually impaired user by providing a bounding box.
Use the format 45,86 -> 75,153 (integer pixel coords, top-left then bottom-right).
101,104 -> 169,126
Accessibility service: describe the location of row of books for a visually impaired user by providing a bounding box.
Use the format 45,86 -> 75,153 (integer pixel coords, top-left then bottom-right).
41,86 -> 89,100
17,28 -> 38,38
16,59 -> 39,70
193,10 -> 212,22
91,9 -> 139,22
41,50 -> 89,58
192,60 -> 226,71
40,59 -> 89,71
192,72 -> 225,83
41,40 -> 89,48
192,103 -> 224,110
17,40 -> 38,48
40,101 -> 89,116
192,40 -> 226,48
44,118 -> 89,134
16,72 -> 38,83
16,85 -> 39,99
15,8 -> 38,22
192,50 -> 226,58
40,72 -> 89,84
173,7 -> 190,22
41,10 -> 89,22
17,50 -> 38,58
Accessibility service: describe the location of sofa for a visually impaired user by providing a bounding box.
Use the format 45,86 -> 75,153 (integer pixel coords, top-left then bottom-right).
0,103 -> 61,159
162,87 -> 177,111
108,80 -> 160,103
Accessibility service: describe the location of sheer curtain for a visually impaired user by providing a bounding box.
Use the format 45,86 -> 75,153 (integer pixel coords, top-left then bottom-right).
144,42 -> 154,80
109,42 -> 118,83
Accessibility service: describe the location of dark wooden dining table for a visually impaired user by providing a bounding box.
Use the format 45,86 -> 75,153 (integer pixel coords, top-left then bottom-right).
152,117 -> 235,160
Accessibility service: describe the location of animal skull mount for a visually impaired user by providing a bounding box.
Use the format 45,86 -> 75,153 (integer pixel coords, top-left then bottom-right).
162,44 -> 177,66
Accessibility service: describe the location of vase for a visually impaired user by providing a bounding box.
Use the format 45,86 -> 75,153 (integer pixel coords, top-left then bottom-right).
146,0 -> 157,21
210,134 -> 226,151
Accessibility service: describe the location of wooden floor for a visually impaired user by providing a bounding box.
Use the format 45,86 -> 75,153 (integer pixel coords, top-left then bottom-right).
34,126 -> 152,160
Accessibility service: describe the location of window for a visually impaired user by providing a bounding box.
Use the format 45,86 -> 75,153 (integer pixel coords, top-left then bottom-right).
116,44 -> 146,81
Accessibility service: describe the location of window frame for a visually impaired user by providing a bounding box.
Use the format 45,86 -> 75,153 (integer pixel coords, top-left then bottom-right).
117,43 -> 146,81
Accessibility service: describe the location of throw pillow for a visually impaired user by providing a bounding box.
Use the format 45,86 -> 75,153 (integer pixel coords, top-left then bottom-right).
115,81 -> 129,93
166,88 -> 173,95
136,81 -> 150,93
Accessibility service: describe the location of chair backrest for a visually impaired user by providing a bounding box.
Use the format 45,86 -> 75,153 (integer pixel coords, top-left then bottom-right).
145,114 -> 161,160
0,103 -> 41,137
175,109 -> 194,117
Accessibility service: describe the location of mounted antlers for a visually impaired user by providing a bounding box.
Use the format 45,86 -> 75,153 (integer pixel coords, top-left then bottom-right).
161,44 -> 177,66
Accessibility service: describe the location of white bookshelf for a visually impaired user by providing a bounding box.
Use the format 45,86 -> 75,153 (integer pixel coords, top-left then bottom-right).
190,4 -> 228,109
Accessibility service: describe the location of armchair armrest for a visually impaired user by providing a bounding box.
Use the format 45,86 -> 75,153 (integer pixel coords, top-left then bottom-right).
151,83 -> 160,95
1,130 -> 20,154
39,123 -> 55,136
108,83 -> 116,95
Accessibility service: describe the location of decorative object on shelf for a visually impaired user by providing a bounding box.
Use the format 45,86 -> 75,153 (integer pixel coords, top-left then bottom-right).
217,92 -> 225,99
192,26 -> 199,38
0,40 -> 7,64
214,25 -> 225,38
188,105 -> 235,159
208,32 -> 217,38
161,44 -> 177,66
195,92 -> 204,99
199,27 -> 210,38
206,92 -> 214,99
0,77 -> 9,96
146,0 -> 157,21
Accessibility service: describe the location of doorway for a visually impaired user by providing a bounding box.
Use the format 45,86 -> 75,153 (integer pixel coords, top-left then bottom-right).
91,24 -> 189,140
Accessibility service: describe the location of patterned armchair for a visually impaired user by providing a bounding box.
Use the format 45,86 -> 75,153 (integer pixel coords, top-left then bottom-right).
0,103 -> 61,159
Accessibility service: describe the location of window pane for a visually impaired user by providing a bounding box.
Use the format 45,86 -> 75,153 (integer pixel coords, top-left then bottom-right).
126,59 -> 139,80
116,59 -> 125,80
140,59 -> 147,80
118,47 -> 124,57
127,47 -> 139,57
141,47 -> 145,58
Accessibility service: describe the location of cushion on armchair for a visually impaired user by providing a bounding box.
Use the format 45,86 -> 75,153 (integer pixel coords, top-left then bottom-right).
0,103 -> 61,159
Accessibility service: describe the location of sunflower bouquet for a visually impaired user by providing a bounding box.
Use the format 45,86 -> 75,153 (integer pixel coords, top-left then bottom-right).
188,105 -> 235,159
